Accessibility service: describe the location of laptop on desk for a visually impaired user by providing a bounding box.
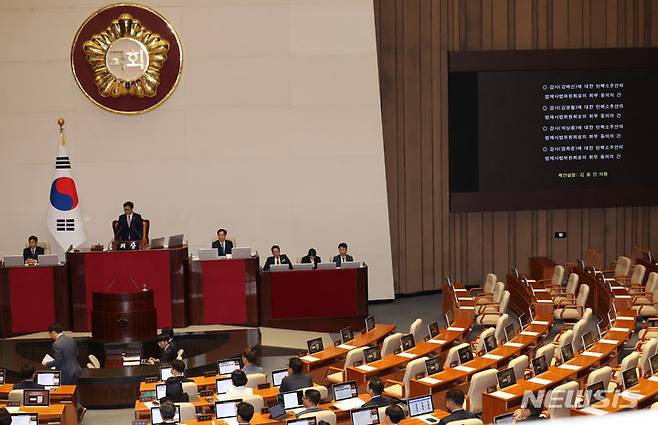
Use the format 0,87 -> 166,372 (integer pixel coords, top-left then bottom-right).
231,247 -> 252,259
167,234 -> 184,248
272,369 -> 288,388
9,413 -> 38,425
198,248 -> 217,260
218,357 -> 242,375
340,261 -> 360,269
332,381 -> 364,411
38,254 -> 58,266
294,263 -> 313,270
278,390 -> 304,411
149,237 -> 165,250
351,407 -> 380,425
270,264 -> 291,272
408,395 -> 438,423
2,255 -> 24,267
316,262 -> 336,270
215,400 -> 241,425
35,371 -> 60,390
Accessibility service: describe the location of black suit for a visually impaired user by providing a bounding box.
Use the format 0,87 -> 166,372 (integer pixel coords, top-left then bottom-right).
23,246 -> 44,263
46,334 -> 81,385
362,394 -> 402,408
160,340 -> 179,364
279,373 -> 313,392
161,376 -> 191,403
301,256 -> 321,269
115,212 -> 144,241
13,380 -> 45,390
263,255 -> 293,271
437,409 -> 479,425
212,239 -> 234,256
333,254 -> 354,267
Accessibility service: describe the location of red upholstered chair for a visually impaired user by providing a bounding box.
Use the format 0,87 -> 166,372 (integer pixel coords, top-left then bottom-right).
112,219 -> 150,245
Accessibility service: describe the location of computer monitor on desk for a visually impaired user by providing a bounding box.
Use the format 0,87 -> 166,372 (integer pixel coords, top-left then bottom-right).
38,255 -> 58,266
2,255 -> 24,267
167,234 -> 184,248
316,262 -> 336,270
198,248 -> 218,260
149,238 -> 165,249
270,264 -> 291,272
231,247 -> 252,259
340,261 -> 360,269
35,371 -> 60,389
9,413 -> 38,425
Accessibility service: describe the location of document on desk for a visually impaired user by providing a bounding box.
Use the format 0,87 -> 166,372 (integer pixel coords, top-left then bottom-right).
482,353 -> 503,360
419,377 -> 442,385
531,320 -> 549,325
300,355 -> 320,362
609,327 -> 629,332
504,342 -> 524,348
528,377 -> 552,385
615,316 -> 633,320
454,365 -> 475,372
397,352 -> 417,359
598,339 -> 619,345
356,364 -> 377,372
490,390 -> 515,400
581,351 -> 603,358
427,339 -> 447,345
537,299 -> 553,303
579,407 -> 608,416
648,376 -> 658,383
446,327 -> 465,332
520,331 -> 540,336
337,344 -> 356,350
532,288 -> 548,292
558,364 -> 581,371
458,297 -> 474,301
620,391 -> 644,401
333,398 -> 365,411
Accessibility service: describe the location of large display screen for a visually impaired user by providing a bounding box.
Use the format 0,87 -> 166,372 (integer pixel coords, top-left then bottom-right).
449,48 -> 658,211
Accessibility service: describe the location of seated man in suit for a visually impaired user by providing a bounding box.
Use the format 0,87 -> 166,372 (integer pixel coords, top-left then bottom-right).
295,389 -> 325,418
227,370 -> 253,397
237,401 -> 255,425
161,359 -> 191,403
212,228 -> 233,256
148,328 -> 179,365
362,376 -> 401,408
301,248 -> 321,269
158,401 -> 180,424
382,404 -> 405,425
0,408 -> 10,425
333,242 -> 354,267
115,201 -> 144,241
23,235 -> 44,265
279,357 -> 313,392
241,348 -> 264,375
437,388 -> 478,425
13,364 -> 45,390
263,245 -> 293,271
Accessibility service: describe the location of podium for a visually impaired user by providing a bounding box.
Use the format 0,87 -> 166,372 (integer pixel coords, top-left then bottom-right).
91,290 -> 157,342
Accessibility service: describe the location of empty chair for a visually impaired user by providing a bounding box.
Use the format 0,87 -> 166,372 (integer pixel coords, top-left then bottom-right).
547,381 -> 579,418
639,339 -> 658,377
552,330 -> 573,365
612,256 -> 632,277
381,333 -> 403,357
586,366 -> 612,390
540,265 -> 564,287
624,264 -> 647,291
582,307 -> 593,325
444,343 -> 470,369
554,284 -> 589,320
475,291 -> 510,325
475,328 -> 495,353
476,281 -> 504,305
299,385 -> 329,400
8,390 -> 23,405
240,394 -> 265,412
571,317 -> 588,352
409,319 -> 424,343
632,283 -> 658,317
383,357 -> 429,399
245,373 -> 267,388
508,355 -> 529,382
176,402 -> 197,422
299,410 -> 337,425
181,382 -> 200,402
494,314 -> 510,344
610,352 -> 639,391
469,273 -> 497,297
551,273 -> 579,303
534,344 -> 555,370
637,315 -> 658,348
466,369 -> 498,414
325,347 -> 367,384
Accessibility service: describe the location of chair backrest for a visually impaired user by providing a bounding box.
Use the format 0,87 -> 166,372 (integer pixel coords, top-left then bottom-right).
299,410 -> 337,425
619,352 -> 640,383
508,355 -> 528,381
467,369 -> 498,414
547,381 -> 579,418
88,354 -> 101,369
535,343 -> 555,367
483,273 -> 497,293
552,265 -> 565,286
299,385 -> 329,400
476,328 -> 495,353
409,319 -> 424,343
494,314 -> 510,344
615,256 -> 632,277
631,264 -> 647,285
176,402 -> 197,421
240,394 -> 265,412
401,357 -> 429,398
556,330 -> 573,362
112,218 -> 150,243
498,291 -> 511,314
381,333 -> 403,357
492,282 -> 505,302
565,273 -> 579,295
586,366 -> 612,388
344,347 -> 368,371
582,308 -> 593,325
246,373 -> 267,388
646,272 -> 658,294
8,390 -> 23,405
576,284 -> 590,306
181,382 -> 199,402
639,339 -> 658,376
444,343 -> 470,369
571,318 -> 588,352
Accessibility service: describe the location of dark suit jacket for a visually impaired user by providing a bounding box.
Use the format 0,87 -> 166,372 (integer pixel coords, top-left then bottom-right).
437,409 -> 479,425
160,340 -> 179,364
333,254 -> 354,267
13,380 -> 45,390
115,212 -> 144,241
263,255 -> 293,271
46,334 -> 81,385
161,376 -> 191,403
362,394 -> 402,408
212,239 -> 234,256
23,246 -> 44,262
301,256 -> 321,269
279,373 -> 313,393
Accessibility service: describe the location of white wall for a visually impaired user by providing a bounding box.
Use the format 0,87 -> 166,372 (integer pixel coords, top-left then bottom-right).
0,0 -> 394,300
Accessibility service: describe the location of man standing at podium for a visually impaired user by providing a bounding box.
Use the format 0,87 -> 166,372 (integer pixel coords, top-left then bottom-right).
212,228 -> 233,256
115,201 -> 143,241
23,236 -> 44,265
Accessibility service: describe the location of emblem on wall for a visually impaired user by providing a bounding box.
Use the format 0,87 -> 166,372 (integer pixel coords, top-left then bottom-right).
71,3 -> 183,114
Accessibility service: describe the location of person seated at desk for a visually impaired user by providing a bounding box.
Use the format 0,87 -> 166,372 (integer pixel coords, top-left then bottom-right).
333,242 -> 354,266
295,389 -> 325,418
114,201 -> 143,241
279,357 -> 313,392
160,359 -> 191,403
13,364 -> 45,390
301,248 -> 321,269
0,408 -> 10,425
148,328 -> 179,365
263,245 -> 292,271
159,401 -> 182,424
362,376 -> 401,408
437,388 -> 478,425
237,401 -> 255,425
241,348 -> 264,375
23,235 -> 44,265
226,370 -> 253,397
212,228 -> 233,256
382,404 -> 405,425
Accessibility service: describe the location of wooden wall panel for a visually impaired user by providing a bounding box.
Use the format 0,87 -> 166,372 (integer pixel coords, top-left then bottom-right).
374,0 -> 658,293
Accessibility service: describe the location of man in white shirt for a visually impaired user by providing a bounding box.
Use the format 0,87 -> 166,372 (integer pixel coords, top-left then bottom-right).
226,370 -> 253,397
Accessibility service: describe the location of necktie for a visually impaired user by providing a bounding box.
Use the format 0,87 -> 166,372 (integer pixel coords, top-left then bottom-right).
276,257 -> 280,265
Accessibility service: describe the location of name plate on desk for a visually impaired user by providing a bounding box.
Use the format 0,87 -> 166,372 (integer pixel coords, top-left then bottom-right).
114,240 -> 141,251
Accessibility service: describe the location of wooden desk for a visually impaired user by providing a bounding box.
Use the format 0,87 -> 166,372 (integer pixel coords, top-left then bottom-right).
505,274 -> 555,317
0,264 -> 70,337
444,284 -> 476,323
67,246 -> 189,331
259,267 -> 369,332
345,319 -> 472,390
140,378 -> 281,405
0,402 -> 74,425
189,257 -> 259,326
0,384 -> 77,404
571,376 -> 658,415
571,267 -> 633,320
480,311 -> 636,423
528,257 -> 557,281
399,409 -> 450,425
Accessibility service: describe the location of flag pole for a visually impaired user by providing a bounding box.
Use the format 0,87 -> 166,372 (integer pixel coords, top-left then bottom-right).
57,117 -> 65,145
